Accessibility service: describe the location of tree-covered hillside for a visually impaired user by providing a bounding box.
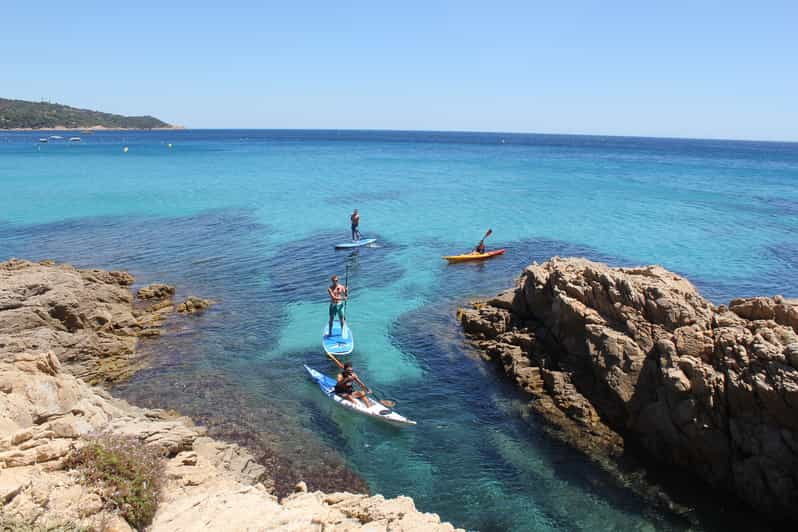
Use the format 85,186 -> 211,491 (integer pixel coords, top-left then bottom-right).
0,98 -> 172,129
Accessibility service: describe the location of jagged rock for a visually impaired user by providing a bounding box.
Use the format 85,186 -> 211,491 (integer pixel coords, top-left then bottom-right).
136,283 -> 175,301
460,256 -> 798,523
177,296 -> 214,314
0,259 -> 172,384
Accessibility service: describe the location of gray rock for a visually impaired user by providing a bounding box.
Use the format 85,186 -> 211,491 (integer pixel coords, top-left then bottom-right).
461,256 -> 798,522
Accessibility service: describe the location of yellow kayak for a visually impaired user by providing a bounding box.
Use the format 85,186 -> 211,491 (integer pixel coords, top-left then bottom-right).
442,249 -> 506,262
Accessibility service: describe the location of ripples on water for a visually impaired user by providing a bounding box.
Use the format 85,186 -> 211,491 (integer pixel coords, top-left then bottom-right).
1,130 -> 796,531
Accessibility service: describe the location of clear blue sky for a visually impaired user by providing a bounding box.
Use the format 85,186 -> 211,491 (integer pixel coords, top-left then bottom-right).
4,1 -> 797,140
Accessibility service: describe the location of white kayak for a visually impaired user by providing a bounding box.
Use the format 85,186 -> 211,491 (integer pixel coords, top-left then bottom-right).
304,365 -> 416,426
334,238 -> 377,249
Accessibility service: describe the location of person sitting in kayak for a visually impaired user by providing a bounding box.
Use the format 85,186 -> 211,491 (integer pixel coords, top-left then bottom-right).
327,274 -> 348,336
335,361 -> 373,407
350,209 -> 362,241
474,239 -> 486,254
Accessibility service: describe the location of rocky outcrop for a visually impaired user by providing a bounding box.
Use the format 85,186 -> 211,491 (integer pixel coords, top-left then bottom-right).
460,257 -> 798,523
177,296 -> 214,314
136,283 -> 175,301
1,351 -> 459,531
0,259 -> 461,531
0,259 -> 172,384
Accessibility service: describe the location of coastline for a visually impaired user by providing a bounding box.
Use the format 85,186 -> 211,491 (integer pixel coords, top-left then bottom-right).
459,257 -> 798,526
0,259 -> 460,531
2,125 -> 186,131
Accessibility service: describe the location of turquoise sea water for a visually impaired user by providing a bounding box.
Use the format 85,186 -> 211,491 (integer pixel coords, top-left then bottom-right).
2,130 -> 797,531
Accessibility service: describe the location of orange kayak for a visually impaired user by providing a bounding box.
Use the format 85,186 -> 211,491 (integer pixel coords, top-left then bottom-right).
442,249 -> 506,262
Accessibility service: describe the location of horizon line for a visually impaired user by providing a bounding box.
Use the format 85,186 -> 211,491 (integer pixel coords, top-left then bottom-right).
3,126 -> 797,145
120,126 -> 798,145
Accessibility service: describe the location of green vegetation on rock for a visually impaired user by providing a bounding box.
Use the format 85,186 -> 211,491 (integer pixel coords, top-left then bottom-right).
0,98 -> 172,129
65,435 -> 165,531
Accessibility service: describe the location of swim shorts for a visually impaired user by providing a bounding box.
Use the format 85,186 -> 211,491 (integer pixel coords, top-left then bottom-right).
329,302 -> 345,321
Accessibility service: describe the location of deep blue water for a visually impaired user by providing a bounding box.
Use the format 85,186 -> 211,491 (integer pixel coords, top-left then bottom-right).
2,129 -> 796,531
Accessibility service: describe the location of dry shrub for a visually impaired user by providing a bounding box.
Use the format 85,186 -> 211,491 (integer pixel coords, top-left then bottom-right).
64,435 -> 165,531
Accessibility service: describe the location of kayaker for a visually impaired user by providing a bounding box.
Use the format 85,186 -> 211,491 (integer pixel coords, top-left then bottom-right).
350,209 -> 362,241
473,228 -> 492,254
335,361 -> 373,407
327,274 -> 348,336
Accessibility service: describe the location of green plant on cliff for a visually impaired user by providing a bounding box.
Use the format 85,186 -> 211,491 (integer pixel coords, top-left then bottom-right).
64,435 -> 165,531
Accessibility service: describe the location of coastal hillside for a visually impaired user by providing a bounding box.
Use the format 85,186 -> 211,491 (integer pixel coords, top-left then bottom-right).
0,97 -> 173,129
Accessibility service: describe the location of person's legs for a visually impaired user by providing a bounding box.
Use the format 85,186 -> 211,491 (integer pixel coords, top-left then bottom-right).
339,392 -> 358,406
353,390 -> 372,408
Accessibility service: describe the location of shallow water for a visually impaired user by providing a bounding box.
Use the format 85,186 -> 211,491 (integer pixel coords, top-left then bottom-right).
2,130 -> 797,531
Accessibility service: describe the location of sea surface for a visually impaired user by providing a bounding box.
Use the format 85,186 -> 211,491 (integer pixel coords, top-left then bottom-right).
1,130 -> 797,531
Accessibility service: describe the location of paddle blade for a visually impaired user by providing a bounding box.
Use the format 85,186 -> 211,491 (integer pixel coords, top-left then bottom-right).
483,228 -> 493,240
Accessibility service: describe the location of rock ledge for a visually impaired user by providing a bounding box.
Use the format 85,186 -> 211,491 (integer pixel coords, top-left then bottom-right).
460,257 -> 798,523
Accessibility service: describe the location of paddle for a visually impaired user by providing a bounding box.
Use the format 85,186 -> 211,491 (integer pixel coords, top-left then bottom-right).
474,228 -> 492,253
324,351 -> 396,408
343,264 -> 349,317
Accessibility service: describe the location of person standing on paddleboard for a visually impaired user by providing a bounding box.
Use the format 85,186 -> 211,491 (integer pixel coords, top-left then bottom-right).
327,274 -> 348,336
350,209 -> 361,241
335,361 -> 373,407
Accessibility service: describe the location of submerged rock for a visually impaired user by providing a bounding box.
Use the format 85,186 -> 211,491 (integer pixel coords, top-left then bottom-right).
460,256 -> 798,523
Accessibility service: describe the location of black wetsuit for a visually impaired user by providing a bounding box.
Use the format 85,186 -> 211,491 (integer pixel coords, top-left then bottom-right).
335,372 -> 355,395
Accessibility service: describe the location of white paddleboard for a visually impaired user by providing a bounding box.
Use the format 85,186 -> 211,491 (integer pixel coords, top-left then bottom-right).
335,238 -> 377,249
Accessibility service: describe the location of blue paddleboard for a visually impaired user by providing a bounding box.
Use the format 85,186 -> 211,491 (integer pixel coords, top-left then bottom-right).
322,321 -> 354,356
334,238 -> 377,249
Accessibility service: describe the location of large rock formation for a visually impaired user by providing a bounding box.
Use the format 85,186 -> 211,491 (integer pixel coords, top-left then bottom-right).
0,259 -> 173,384
459,257 -> 798,523
0,259 -> 461,531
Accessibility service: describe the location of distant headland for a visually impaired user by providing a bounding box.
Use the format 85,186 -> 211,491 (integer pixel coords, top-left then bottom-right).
0,97 -> 183,130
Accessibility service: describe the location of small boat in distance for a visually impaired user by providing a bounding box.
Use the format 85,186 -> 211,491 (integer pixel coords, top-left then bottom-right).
69,137 -> 81,142
38,138 -> 48,143
49,135 -> 63,139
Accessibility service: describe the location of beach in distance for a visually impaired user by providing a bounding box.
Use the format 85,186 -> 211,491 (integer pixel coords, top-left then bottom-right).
1,128 -> 797,531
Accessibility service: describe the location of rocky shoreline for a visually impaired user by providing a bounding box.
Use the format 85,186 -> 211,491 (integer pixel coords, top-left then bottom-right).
0,259 -> 460,531
459,257 -> 798,525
